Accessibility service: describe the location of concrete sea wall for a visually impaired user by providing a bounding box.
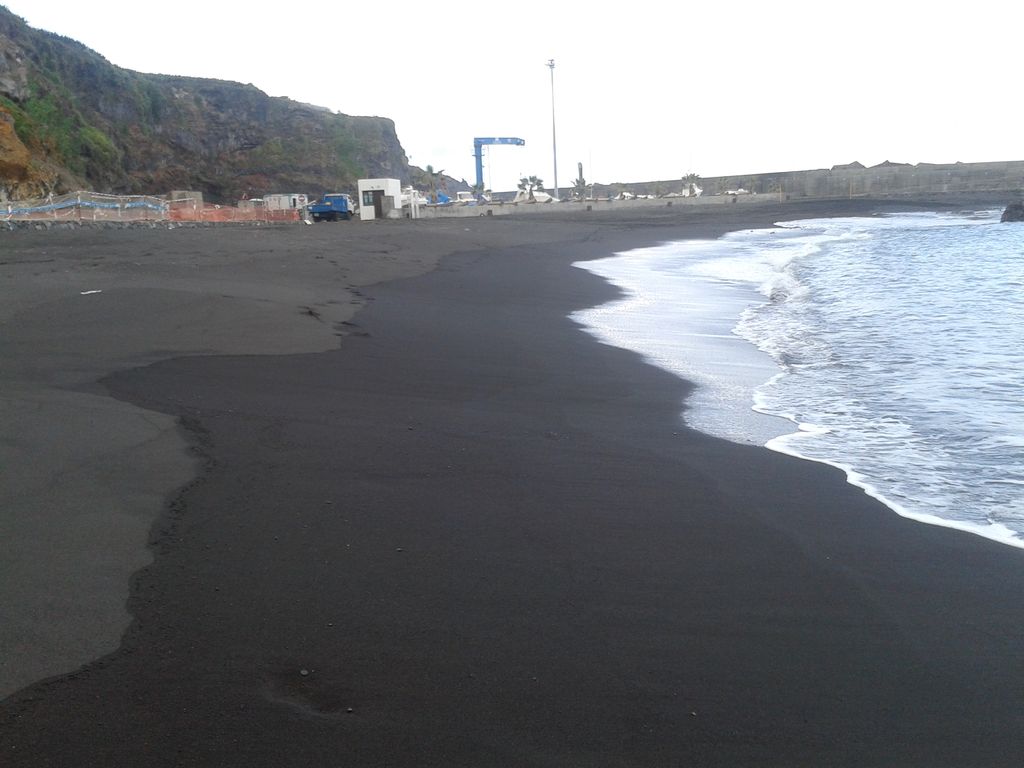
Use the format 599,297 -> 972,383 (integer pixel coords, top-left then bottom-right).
418,160 -> 1024,220
610,160 -> 1024,200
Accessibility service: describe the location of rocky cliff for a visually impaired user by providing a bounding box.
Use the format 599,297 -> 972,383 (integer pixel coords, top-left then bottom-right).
0,6 -> 411,201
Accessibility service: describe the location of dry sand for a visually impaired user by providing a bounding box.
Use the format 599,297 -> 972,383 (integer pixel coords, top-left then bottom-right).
2,201 -> 1023,766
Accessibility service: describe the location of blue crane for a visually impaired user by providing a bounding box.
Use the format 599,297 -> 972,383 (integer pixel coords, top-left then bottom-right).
473,137 -> 526,191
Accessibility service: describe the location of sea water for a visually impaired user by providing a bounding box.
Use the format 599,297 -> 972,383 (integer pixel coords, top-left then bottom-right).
573,210 -> 1024,548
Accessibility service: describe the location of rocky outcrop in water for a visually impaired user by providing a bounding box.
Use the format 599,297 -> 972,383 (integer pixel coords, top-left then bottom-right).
0,7 -> 412,201
1001,201 -> 1024,222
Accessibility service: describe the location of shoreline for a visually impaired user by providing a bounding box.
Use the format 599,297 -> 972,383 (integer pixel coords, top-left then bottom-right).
766,429 -> 1024,550
573,206 -> 1024,551
3,199 -> 1024,765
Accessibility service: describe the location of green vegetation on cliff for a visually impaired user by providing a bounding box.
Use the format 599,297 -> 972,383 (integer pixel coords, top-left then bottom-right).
0,5 -> 411,201
1,81 -> 122,186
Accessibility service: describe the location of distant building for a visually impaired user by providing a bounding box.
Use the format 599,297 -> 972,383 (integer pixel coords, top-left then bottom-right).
357,179 -> 401,221
264,193 -> 308,211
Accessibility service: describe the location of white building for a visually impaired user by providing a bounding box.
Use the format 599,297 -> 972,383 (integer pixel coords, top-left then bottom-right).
357,179 -> 402,221
264,193 -> 308,211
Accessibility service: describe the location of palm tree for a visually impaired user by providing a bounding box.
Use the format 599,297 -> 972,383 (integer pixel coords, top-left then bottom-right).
682,172 -> 702,197
572,175 -> 588,200
518,175 -> 545,201
571,162 -> 588,200
518,176 -> 544,201
425,165 -> 445,203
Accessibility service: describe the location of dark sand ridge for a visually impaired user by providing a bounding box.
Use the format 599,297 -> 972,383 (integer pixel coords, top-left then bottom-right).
3,201 -> 1023,765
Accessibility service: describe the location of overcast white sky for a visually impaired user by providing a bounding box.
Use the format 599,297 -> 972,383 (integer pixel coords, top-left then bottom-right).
5,1 -> 1021,192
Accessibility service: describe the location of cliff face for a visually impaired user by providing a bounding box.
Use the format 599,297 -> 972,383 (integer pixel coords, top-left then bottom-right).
0,6 -> 410,201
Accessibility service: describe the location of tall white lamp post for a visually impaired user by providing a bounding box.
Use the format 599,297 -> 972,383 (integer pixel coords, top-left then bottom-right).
547,58 -> 558,202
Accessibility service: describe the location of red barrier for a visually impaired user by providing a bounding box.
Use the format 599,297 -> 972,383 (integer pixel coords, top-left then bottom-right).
168,200 -> 300,223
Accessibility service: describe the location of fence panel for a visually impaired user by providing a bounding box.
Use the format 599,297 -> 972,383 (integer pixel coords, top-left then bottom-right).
4,192 -> 301,224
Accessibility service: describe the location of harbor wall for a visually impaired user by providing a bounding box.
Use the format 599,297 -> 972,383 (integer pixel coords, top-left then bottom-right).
605,160 -> 1024,200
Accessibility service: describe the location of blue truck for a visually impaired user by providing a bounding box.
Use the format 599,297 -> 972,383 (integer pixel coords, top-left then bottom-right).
307,193 -> 354,222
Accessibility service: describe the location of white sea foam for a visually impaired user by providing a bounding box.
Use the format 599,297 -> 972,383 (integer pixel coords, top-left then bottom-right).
574,208 -> 1024,549
575,240 -> 792,446
766,429 -> 1024,550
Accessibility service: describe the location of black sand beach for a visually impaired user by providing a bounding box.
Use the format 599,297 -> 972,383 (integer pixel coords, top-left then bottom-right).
3,201 -> 1023,766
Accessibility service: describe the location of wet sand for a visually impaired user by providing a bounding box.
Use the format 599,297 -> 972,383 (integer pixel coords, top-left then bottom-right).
2,201 -> 1023,766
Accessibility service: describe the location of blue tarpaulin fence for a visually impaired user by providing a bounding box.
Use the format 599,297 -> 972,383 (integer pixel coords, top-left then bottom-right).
3,192 -> 169,221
